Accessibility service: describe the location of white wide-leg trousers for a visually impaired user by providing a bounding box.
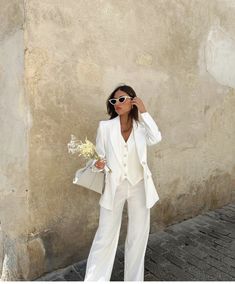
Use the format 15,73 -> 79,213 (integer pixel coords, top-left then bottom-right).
84,178 -> 150,281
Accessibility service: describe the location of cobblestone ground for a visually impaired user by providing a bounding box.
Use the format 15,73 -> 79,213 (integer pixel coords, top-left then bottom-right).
36,203 -> 235,281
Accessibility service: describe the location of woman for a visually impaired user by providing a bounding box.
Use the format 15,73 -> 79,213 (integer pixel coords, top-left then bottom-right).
84,84 -> 162,281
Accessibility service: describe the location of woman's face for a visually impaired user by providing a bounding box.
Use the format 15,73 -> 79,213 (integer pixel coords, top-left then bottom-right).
113,90 -> 132,115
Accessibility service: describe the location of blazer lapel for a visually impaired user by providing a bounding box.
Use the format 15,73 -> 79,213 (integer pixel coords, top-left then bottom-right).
109,115 -> 144,168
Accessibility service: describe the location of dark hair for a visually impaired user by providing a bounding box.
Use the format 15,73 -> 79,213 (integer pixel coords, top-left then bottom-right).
106,84 -> 140,124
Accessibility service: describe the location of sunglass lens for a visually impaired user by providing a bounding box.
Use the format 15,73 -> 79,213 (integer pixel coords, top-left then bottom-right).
109,99 -> 116,105
119,97 -> 125,103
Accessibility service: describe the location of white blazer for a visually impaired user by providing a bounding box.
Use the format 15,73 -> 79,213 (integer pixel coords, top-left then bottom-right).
94,111 -> 162,211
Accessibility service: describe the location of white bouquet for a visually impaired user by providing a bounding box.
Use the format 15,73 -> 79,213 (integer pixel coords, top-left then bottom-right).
67,134 -> 112,173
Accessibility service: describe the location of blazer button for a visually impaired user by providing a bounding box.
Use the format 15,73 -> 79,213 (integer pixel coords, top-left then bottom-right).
142,161 -> 146,165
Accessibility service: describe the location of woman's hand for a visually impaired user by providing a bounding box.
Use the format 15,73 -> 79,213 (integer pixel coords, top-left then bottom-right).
131,96 -> 147,113
94,158 -> 106,170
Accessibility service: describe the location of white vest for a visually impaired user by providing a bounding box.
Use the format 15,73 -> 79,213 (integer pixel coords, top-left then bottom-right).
91,126 -> 144,186
118,127 -> 144,186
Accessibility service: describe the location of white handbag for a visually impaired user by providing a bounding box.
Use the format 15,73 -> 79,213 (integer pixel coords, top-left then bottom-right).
73,159 -> 106,194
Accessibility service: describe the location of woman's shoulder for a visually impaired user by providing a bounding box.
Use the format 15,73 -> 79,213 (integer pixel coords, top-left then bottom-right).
98,116 -> 144,126
98,118 -> 113,128
99,116 -> 117,125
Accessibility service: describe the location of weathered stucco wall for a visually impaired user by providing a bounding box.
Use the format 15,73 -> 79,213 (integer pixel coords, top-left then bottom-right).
0,0 -> 235,280
0,0 -> 33,280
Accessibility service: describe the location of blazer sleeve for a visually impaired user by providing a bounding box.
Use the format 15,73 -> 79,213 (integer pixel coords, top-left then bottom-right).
140,111 -> 162,146
90,121 -> 106,172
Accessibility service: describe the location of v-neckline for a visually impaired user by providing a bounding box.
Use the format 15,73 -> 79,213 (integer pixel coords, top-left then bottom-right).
121,127 -> 133,144
117,115 -> 134,144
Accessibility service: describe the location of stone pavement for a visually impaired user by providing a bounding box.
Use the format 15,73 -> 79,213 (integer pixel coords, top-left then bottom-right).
36,203 -> 235,281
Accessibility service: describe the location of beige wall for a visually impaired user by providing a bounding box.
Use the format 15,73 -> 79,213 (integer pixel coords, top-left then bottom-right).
0,0 -> 32,280
0,0 -> 235,280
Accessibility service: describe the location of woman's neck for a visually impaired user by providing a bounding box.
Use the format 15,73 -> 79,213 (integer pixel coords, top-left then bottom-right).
119,113 -> 132,129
